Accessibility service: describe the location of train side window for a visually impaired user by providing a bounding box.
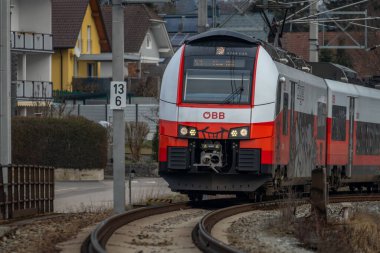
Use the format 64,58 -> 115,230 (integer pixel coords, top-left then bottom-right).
282,93 -> 289,135
356,122 -> 380,155
317,102 -> 326,140
332,105 -> 346,141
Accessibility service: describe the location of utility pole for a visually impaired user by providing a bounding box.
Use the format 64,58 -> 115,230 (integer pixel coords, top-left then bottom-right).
110,0 -> 170,214
309,0 -> 319,62
198,0 -> 208,33
0,0 -> 11,219
112,0 -> 126,214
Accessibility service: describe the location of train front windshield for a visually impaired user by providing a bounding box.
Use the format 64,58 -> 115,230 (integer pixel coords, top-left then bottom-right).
183,55 -> 255,104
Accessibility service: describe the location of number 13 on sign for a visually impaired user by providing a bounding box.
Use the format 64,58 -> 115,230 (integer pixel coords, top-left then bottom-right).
110,81 -> 127,109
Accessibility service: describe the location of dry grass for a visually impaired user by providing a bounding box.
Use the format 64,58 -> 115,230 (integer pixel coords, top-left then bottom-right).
316,212 -> 380,253
0,210 -> 112,253
276,200 -> 380,253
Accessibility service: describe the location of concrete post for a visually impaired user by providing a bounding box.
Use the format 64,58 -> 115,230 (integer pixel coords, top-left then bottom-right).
310,167 -> 328,221
112,0 -> 126,214
197,0 -> 207,33
0,0 -> 11,219
309,0 -> 319,62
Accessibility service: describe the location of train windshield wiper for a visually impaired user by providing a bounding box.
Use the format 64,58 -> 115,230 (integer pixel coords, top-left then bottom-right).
223,73 -> 245,104
223,86 -> 244,104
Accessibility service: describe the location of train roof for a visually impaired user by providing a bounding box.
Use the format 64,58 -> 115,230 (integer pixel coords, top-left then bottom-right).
184,29 -> 259,45
308,62 -> 362,85
326,79 -> 380,100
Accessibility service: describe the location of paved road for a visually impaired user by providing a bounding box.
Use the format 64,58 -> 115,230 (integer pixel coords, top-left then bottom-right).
54,178 -> 174,212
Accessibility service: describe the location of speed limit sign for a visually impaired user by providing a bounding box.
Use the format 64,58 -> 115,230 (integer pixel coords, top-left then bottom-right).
110,81 -> 127,109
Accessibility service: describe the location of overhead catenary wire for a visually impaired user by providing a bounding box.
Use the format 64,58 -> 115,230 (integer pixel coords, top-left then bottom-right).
291,20 -> 380,30
285,0 -> 319,21
290,0 -> 369,22
350,22 -> 380,30
269,0 -> 316,4
290,16 -> 380,23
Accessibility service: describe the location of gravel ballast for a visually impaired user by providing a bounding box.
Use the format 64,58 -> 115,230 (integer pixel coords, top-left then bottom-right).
225,201 -> 380,253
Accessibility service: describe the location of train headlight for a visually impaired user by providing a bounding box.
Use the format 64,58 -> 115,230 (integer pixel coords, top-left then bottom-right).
178,125 -> 198,138
189,128 -> 197,136
179,126 -> 188,136
230,130 -> 238,137
240,128 -> 248,137
229,127 -> 249,139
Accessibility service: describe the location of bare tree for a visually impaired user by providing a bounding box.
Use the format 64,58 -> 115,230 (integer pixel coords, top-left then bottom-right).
125,121 -> 150,162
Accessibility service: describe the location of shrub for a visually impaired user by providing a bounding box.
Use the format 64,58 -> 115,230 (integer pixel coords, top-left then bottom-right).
12,116 -> 107,169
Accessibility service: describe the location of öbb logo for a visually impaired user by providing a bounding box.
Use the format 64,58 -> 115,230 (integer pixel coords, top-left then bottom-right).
203,112 -> 225,120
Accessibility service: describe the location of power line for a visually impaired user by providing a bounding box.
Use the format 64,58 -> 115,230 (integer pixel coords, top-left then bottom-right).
350,22 -> 380,30
285,0 -> 319,21
290,17 -> 380,23
291,0 -> 369,22
291,20 -> 380,30
269,0 -> 315,4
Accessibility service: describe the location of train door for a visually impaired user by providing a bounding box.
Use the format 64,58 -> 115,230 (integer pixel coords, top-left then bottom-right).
347,96 -> 356,178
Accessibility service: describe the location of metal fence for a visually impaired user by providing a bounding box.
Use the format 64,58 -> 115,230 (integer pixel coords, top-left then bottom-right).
0,165 -> 54,219
63,104 -> 159,140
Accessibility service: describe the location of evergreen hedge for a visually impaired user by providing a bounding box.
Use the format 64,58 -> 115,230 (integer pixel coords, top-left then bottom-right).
12,116 -> 107,169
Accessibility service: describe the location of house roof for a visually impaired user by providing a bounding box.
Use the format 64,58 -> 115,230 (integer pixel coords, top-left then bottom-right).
282,32 -> 380,77
52,0 -> 110,52
101,4 -> 161,53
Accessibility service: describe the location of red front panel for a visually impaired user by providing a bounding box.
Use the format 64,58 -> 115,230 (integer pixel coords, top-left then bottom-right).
240,137 -> 273,164
158,134 -> 188,162
159,119 -> 274,164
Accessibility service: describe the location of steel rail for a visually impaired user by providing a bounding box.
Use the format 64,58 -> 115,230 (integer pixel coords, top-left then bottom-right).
195,194 -> 380,253
81,194 -> 380,253
195,201 -> 287,253
81,198 -> 240,253
81,202 -> 192,253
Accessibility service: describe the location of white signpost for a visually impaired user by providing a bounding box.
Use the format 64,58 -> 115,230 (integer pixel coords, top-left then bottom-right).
110,81 -> 127,110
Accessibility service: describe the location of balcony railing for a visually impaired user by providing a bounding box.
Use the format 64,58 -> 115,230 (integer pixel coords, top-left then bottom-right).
11,31 -> 53,52
15,80 -> 53,100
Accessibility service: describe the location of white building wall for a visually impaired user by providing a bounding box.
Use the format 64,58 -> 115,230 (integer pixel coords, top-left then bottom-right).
139,29 -> 160,63
11,0 -> 53,101
10,0 -> 20,31
17,0 -> 51,34
26,54 -> 51,81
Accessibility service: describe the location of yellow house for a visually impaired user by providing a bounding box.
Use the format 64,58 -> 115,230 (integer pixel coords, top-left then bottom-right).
51,0 -> 110,91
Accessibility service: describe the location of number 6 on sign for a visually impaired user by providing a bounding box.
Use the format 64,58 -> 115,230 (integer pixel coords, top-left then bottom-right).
110,81 -> 127,109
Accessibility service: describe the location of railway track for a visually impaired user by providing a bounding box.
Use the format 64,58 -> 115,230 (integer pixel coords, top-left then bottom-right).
80,198 -> 241,253
194,193 -> 380,253
81,194 -> 380,253
80,202 -> 193,253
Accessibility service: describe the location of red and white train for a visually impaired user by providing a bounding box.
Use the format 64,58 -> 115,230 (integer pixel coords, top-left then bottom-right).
158,30 -> 380,200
